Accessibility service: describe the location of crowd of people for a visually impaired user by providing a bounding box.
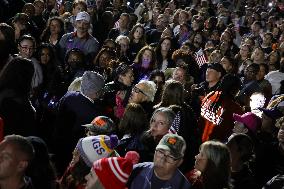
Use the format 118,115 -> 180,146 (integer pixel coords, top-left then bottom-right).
0,0 -> 284,188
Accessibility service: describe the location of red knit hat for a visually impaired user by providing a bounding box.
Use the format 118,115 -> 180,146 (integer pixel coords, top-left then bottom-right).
92,151 -> 139,189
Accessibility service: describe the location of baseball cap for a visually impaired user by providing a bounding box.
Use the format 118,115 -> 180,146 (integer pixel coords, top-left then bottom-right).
207,63 -> 226,76
259,107 -> 283,120
156,134 -> 186,159
233,112 -> 260,133
76,11 -> 90,22
82,116 -> 115,135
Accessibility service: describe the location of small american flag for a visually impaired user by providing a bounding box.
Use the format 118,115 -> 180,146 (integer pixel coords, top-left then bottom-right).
194,49 -> 208,67
169,111 -> 181,134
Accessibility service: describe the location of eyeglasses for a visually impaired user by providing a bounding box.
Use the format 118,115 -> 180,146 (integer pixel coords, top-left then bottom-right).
132,86 -> 148,96
155,149 -> 180,164
19,45 -> 35,51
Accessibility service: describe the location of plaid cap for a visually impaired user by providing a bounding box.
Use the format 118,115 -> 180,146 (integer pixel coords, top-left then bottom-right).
82,116 -> 115,135
156,134 -> 186,159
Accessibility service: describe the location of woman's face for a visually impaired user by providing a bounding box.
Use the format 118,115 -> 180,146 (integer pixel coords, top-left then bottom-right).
253,49 -> 264,61
98,52 -> 111,67
220,57 -> 232,72
18,39 -> 34,59
50,19 -> 61,34
194,148 -> 208,172
40,48 -> 51,64
133,27 -> 144,40
150,112 -> 170,137
258,65 -> 266,80
141,49 -> 152,68
119,69 -> 134,86
161,39 -> 171,52
119,39 -> 129,53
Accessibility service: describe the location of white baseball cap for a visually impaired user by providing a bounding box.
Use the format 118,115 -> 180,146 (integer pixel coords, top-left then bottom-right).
76,11 -> 90,22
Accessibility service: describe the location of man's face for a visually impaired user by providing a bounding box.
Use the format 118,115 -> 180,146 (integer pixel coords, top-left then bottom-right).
172,67 -> 186,84
154,149 -> 182,177
205,68 -> 221,83
75,20 -> 90,33
119,15 -> 129,29
0,142 -> 21,179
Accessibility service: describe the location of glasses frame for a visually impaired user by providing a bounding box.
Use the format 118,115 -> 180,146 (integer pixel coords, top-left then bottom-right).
155,149 -> 181,164
133,86 -> 148,97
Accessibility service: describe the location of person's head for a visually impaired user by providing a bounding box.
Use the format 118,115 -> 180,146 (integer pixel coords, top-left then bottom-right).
239,44 -> 251,58
263,32 -> 273,46
72,0 -> 87,16
251,21 -> 262,34
0,135 -> 34,180
93,48 -> 116,68
154,134 -> 186,178
33,0 -> 45,16
172,66 -> 188,85
233,112 -> 261,135
65,48 -> 86,70
22,3 -> 35,18
12,13 -> 30,39
244,63 -> 260,81
149,70 -> 165,90
135,46 -> 156,70
114,63 -> 134,86
150,107 -> 175,138
209,50 -> 222,64
85,151 -> 139,189
194,141 -> 231,188
74,135 -> 118,167
156,14 -> 169,31
227,133 -> 254,165
251,47 -> 265,63
82,116 -> 116,136
157,36 -> 172,53
17,34 -> 36,59
115,35 -> 130,54
129,80 -> 156,103
80,71 -> 105,99
218,73 -> 241,97
0,57 -> 34,96
206,63 -> 225,84
46,16 -> 64,36
260,107 -> 284,133
257,63 -> 269,80
268,50 -> 281,71
220,56 -> 236,73
0,23 -> 16,57
36,43 -> 56,65
74,11 -> 91,34
118,13 -> 130,29
129,24 -> 145,43
119,103 -> 147,135
178,10 -> 189,25
160,80 -> 184,106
